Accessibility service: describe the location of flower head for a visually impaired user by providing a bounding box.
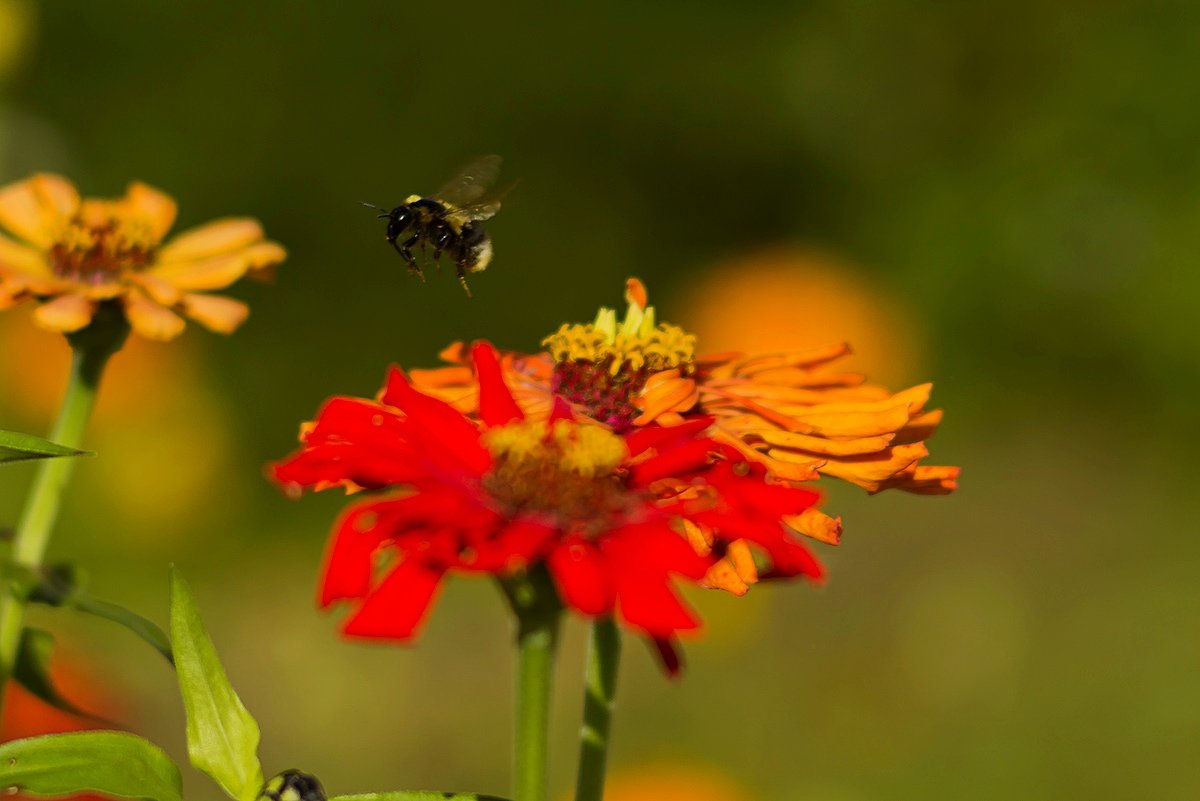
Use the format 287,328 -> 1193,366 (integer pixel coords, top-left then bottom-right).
407,279 -> 959,593
0,173 -> 286,340
273,342 -> 821,659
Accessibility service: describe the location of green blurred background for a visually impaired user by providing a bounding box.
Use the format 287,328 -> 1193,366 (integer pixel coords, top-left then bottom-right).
1,1 -> 1197,799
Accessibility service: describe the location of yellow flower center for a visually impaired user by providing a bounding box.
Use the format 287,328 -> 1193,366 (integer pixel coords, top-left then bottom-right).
481,420 -> 631,526
542,279 -> 696,431
49,205 -> 157,284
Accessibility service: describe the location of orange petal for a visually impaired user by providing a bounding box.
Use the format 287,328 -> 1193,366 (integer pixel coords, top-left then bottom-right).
783,401 -> 914,438
123,290 -> 186,341
124,182 -> 177,241
130,272 -> 184,306
0,174 -> 80,248
786,508 -> 842,545
147,253 -> 251,291
33,293 -> 95,332
634,374 -> 699,424
759,430 -> 896,456
819,442 -> 929,487
894,408 -> 944,444
244,241 -> 288,275
0,231 -> 53,279
625,277 -> 648,309
156,218 -> 263,262
181,293 -> 249,334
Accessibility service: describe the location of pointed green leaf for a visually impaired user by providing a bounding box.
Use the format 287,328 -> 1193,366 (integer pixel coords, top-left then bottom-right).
0,731 -> 182,801
13,627 -> 116,725
170,567 -> 263,801
331,793 -> 510,801
0,430 -> 90,464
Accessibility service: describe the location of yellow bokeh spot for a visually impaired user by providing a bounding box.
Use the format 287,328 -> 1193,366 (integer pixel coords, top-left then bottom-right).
0,0 -> 35,86
678,247 -> 922,387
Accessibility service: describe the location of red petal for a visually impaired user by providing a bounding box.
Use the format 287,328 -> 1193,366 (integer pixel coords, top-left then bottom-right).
604,521 -> 711,579
651,636 -> 684,678
548,536 -> 616,616
319,501 -> 392,606
471,519 -> 556,572
601,522 -> 707,637
471,341 -> 524,427
340,558 -> 444,640
624,417 -> 714,457
548,396 -> 575,424
381,366 -> 491,475
628,438 -> 719,488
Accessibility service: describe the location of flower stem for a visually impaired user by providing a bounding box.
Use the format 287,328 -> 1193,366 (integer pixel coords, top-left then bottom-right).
0,308 -> 127,720
573,617 -> 621,801
502,571 -> 563,801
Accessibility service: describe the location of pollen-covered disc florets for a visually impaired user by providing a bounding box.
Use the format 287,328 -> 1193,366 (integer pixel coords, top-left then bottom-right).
481,419 -> 629,525
543,279 -> 696,430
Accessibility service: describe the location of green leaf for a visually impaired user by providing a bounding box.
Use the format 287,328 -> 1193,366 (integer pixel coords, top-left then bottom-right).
331,794 -> 511,801
0,430 -> 90,465
0,558 -> 173,664
170,567 -> 263,801
13,627 -> 116,725
0,731 -> 182,801
73,594 -> 174,664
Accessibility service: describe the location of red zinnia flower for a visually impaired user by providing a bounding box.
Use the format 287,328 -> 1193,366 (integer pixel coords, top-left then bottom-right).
273,342 -> 821,659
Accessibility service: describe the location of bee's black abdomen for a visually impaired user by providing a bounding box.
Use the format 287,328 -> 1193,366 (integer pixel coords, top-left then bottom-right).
259,770 -> 326,801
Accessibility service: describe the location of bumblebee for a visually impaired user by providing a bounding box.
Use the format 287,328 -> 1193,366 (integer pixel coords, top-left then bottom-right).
364,155 -> 509,297
259,771 -> 326,801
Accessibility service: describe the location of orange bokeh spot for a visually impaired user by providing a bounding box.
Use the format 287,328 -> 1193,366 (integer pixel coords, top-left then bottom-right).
0,304 -> 196,429
678,247 -> 921,387
597,763 -> 755,801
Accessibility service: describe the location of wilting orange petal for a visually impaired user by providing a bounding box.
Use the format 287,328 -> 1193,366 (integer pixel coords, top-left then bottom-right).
124,182 -> 178,241
787,508 -> 842,545
156,218 -> 263,262
181,293 -> 249,334
727,540 -> 758,584
704,558 -> 749,595
123,290 -> 185,341
33,293 -> 94,332
0,174 -> 79,248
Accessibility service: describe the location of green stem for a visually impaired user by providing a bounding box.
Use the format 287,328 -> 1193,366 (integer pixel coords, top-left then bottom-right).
573,617 -> 621,801
501,571 -> 563,801
0,309 -> 127,720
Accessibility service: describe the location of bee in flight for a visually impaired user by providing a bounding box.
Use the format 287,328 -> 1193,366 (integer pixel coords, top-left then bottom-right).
363,155 -> 510,297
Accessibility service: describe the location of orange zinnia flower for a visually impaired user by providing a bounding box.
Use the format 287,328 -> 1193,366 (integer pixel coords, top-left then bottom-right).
0,173 -> 286,340
408,278 -> 959,594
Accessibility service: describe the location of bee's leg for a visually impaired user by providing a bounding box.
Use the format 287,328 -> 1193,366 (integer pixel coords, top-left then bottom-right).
431,226 -> 454,269
393,234 -> 425,282
455,260 -> 473,298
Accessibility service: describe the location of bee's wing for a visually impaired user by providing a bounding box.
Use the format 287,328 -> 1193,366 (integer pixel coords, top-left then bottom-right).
434,155 -> 503,208
445,179 -> 519,223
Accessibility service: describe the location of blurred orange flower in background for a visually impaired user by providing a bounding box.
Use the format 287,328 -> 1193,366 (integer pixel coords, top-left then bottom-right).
578,763 -> 754,801
0,173 -> 285,340
1,648 -> 121,801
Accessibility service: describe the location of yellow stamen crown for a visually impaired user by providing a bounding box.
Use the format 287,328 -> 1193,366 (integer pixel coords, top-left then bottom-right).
542,279 -> 696,374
